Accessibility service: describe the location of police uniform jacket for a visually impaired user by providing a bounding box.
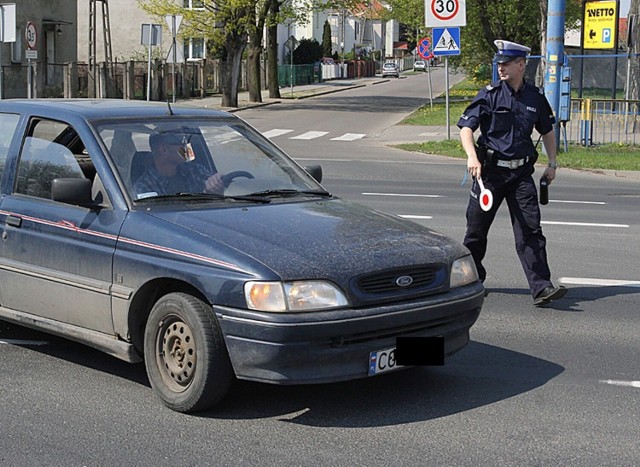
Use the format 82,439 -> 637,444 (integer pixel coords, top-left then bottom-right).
457,79 -> 556,159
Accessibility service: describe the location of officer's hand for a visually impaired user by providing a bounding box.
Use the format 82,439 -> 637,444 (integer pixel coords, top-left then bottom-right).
204,173 -> 225,194
543,167 -> 557,183
467,154 -> 482,179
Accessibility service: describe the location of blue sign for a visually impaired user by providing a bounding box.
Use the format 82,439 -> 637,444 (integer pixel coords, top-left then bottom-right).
432,27 -> 461,56
417,37 -> 434,60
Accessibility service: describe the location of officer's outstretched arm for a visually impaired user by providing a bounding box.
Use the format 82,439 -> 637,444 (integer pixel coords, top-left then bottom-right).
460,127 -> 482,178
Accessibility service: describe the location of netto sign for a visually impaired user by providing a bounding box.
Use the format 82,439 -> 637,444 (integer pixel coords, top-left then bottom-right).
583,0 -> 618,49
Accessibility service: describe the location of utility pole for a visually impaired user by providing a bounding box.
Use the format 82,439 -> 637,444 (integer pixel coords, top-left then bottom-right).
88,0 -> 113,98
544,0 -> 566,149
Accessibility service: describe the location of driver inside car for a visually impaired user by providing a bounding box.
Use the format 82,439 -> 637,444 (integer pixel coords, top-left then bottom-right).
134,132 -> 225,198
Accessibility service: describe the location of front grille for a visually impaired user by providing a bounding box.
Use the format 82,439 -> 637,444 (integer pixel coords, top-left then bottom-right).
354,265 -> 445,295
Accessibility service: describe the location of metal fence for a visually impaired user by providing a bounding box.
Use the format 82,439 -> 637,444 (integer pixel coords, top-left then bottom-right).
520,54 -> 640,146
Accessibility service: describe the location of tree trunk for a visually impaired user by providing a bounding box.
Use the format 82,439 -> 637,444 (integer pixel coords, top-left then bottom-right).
221,34 -> 246,108
538,0 -> 548,87
267,23 -> 281,98
267,1 -> 281,99
629,0 -> 639,101
247,42 -> 263,103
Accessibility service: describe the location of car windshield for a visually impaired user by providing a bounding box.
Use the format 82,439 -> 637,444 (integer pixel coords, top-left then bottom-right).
94,117 -> 324,202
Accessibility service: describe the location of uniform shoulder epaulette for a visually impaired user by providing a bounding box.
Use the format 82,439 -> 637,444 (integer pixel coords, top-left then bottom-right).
484,80 -> 501,92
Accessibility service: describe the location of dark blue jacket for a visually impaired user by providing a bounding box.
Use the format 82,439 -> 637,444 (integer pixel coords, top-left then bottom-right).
457,79 -> 555,159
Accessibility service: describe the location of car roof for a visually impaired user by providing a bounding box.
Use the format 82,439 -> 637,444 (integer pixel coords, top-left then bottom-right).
0,99 -> 233,121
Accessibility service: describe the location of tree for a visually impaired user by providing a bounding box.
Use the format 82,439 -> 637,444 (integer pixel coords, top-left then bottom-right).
380,0 -> 426,47
455,0 -> 582,83
629,0 -> 639,101
266,0 -> 281,98
292,38 -> 324,64
138,0 -> 253,108
322,20 -> 333,56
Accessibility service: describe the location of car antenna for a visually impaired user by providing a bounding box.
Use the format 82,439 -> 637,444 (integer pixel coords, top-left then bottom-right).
166,99 -> 174,116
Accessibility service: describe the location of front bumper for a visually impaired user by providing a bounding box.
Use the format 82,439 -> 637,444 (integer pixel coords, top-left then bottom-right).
215,283 -> 484,384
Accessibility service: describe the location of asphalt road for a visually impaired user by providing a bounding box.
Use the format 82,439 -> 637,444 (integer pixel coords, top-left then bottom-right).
1,72 -> 639,465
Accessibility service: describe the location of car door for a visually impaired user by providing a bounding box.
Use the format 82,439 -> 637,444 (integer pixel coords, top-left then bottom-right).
0,117 -> 125,334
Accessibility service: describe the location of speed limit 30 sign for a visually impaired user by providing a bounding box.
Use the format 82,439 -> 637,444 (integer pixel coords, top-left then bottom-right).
425,0 -> 466,27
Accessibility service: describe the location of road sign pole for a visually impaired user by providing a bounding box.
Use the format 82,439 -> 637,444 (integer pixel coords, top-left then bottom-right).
146,24 -> 152,101
172,16 -> 176,103
445,57 -> 450,140
427,60 -> 433,109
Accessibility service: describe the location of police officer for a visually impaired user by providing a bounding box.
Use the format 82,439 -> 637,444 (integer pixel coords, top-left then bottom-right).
457,40 -> 566,306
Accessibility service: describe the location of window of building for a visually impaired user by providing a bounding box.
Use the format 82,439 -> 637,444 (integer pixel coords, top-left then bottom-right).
184,38 -> 205,60
183,0 -> 204,8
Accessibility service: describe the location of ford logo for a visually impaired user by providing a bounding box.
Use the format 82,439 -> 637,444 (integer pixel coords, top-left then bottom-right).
395,275 -> 414,287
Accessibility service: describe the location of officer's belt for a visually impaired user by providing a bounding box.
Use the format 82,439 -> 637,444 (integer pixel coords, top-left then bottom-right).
495,155 -> 531,169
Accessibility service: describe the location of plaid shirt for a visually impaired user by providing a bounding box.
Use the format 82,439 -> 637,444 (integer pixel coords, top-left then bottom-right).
134,162 -> 214,198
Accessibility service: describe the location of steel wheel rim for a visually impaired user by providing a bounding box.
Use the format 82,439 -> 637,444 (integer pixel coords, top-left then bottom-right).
155,315 -> 197,392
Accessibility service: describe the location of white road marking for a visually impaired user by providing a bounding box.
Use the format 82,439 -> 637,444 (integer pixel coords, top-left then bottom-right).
542,221 -> 629,228
397,215 -> 433,219
331,133 -> 366,141
262,129 -> 294,139
363,192 -> 443,198
559,277 -> 640,287
290,131 -> 329,140
0,339 -> 48,346
294,158 -> 457,165
600,379 -> 640,388
550,200 -> 607,205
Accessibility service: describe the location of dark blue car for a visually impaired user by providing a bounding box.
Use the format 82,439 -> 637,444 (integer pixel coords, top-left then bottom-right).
0,100 -> 483,412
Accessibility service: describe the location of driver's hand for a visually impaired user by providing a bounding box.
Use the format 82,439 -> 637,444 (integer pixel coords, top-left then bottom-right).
204,173 -> 225,194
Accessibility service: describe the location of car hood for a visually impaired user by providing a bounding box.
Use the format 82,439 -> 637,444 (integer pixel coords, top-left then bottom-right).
143,198 -> 466,282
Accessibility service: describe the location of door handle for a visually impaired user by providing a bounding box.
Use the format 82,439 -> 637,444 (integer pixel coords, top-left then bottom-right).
5,215 -> 22,228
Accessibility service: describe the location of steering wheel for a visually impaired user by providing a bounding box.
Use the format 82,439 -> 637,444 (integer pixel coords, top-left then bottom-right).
222,171 -> 254,187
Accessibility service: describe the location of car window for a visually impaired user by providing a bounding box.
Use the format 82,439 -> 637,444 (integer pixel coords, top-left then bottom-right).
15,119 -> 104,204
0,113 -> 20,182
95,119 -> 322,201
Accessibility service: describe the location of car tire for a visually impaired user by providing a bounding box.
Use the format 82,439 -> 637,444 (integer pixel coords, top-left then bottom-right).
144,292 -> 233,413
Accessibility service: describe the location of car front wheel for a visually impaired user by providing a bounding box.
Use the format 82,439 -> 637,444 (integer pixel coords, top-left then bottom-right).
144,292 -> 233,413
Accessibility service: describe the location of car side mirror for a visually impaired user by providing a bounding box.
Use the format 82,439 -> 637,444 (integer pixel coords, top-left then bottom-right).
304,165 -> 322,183
51,178 -> 97,208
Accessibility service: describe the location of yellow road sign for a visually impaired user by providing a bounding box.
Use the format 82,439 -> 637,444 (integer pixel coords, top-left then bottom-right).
583,1 -> 618,49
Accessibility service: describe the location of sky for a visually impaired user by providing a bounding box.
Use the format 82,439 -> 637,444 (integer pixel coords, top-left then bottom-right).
621,0 -> 631,17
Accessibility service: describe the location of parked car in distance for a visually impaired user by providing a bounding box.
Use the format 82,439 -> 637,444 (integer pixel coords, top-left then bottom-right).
413,60 -> 427,72
382,62 -> 400,78
0,99 -> 483,413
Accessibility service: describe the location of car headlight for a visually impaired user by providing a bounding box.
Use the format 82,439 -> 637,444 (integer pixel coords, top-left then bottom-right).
450,255 -> 479,288
244,280 -> 349,312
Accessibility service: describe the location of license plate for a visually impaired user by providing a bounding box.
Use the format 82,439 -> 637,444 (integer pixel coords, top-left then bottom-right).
368,347 -> 402,376
369,337 -> 445,375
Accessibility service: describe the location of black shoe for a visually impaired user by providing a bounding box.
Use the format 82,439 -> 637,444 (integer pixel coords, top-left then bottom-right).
533,286 -> 567,306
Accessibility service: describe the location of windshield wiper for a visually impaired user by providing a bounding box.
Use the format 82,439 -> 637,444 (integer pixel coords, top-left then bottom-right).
136,192 -> 271,204
246,189 -> 332,198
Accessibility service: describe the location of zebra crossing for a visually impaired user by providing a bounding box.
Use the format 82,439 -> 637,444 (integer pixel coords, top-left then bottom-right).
261,128 -> 366,142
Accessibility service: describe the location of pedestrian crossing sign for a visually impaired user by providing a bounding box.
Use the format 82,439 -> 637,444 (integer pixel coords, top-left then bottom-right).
432,27 -> 461,56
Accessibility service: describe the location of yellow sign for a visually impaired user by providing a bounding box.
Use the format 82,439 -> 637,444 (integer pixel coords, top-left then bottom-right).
583,1 -> 618,49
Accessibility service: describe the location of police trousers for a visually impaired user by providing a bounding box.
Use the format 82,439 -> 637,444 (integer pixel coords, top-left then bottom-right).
463,163 -> 553,298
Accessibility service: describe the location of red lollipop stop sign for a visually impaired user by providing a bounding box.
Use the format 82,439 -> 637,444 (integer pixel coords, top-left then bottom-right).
476,178 -> 493,212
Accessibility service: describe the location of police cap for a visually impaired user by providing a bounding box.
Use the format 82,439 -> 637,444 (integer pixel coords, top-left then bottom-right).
494,40 -> 530,64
